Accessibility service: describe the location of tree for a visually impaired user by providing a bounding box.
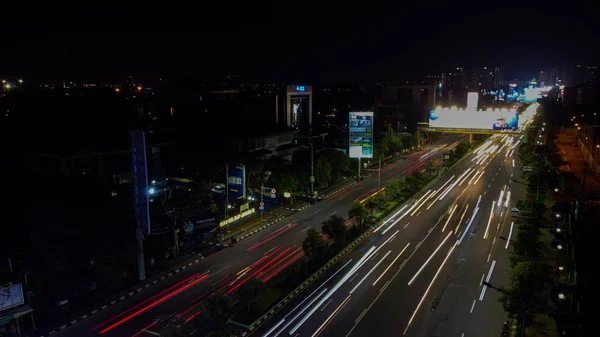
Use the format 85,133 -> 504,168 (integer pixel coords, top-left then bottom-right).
238,278 -> 266,308
201,293 -> 233,332
348,202 -> 369,229
302,228 -> 325,258
320,149 -> 351,178
424,160 -> 436,176
364,197 -> 380,216
314,156 -> 333,188
387,179 -> 407,200
321,215 -> 349,246
404,171 -> 424,194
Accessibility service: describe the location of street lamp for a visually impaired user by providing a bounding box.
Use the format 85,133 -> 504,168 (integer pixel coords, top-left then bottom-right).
556,227 -> 562,233
557,244 -> 563,250
555,213 -> 561,219
558,293 -> 566,300
554,187 -> 559,192
558,266 -> 564,271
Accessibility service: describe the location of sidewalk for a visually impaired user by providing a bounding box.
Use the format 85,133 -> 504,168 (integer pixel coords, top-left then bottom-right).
555,129 -> 600,196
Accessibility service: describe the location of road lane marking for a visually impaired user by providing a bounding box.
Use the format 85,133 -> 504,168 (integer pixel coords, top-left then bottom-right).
329,211 -> 338,216
314,208 -> 323,214
404,222 -> 411,228
470,300 -> 476,313
320,298 -> 333,312
302,226 -> 312,233
348,272 -> 359,283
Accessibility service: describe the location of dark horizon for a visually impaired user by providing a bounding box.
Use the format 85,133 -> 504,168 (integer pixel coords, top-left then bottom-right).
2,5 -> 598,83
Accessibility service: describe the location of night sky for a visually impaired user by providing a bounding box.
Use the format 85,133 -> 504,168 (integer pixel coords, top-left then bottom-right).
2,4 -> 598,83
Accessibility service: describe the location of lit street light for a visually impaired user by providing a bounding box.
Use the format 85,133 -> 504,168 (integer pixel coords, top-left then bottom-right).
148,188 -> 155,195
557,244 -> 563,250
558,266 -> 564,271
556,228 -> 562,233
558,293 -> 566,300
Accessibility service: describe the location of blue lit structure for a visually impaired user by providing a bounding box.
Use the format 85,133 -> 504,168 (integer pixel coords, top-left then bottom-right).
130,129 -> 150,281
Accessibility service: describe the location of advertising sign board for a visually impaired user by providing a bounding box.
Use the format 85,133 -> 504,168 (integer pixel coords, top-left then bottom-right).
0,283 -> 24,312
227,164 -> 246,200
429,108 -> 518,130
349,112 -> 374,158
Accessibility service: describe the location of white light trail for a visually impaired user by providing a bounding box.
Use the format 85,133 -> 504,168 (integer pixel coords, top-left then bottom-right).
498,189 -> 505,206
458,207 -> 479,245
289,247 -> 376,334
504,191 -> 511,208
404,241 -> 457,335
468,170 -> 480,185
407,231 -> 454,286
512,159 -> 515,168
276,287 -> 327,337
505,222 -> 514,249
473,170 -> 485,185
483,201 -> 495,239
407,190 -> 433,216
350,250 -> 392,294
411,190 -> 435,216
374,204 -> 409,232
440,170 -> 471,200
479,260 -> 497,301
372,243 -> 410,286
265,260 -> 352,337
441,204 -> 458,232
458,168 -> 476,186
426,176 -> 455,208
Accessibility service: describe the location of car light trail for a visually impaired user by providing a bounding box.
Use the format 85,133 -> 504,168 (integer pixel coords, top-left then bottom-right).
442,204 -> 458,232
473,170 -> 485,185
94,273 -> 201,331
458,168 -> 475,186
277,287 -> 328,337
458,207 -> 479,245
454,204 -> 469,234
410,190 -> 434,216
350,250 -> 392,294
374,204 -> 408,232
289,247 -> 376,334
483,201 -> 495,239
504,191 -> 511,207
247,223 -> 299,252
131,320 -> 160,337
407,190 -> 433,215
404,241 -> 457,335
407,231 -> 453,286
98,274 -> 209,334
498,189 -> 505,206
468,170 -> 480,185
479,260 -> 496,301
264,260 -> 353,337
311,295 -> 351,337
372,243 -> 410,286
262,251 -> 305,283
505,222 -> 514,249
440,169 -> 472,200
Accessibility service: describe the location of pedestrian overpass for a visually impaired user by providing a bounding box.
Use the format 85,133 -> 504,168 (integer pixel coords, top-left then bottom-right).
417,124 -> 525,145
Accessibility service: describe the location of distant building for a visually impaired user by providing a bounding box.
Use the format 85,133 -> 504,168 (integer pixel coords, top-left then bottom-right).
231,130 -> 306,162
539,68 -> 558,87
376,83 -> 437,134
276,85 -> 313,134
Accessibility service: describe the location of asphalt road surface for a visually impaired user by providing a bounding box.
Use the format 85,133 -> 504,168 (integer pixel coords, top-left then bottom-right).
253,133 -> 525,337
44,135 -> 467,337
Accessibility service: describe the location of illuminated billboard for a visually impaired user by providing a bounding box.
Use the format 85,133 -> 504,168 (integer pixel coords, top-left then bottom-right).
467,92 -> 479,110
349,112 -> 373,158
227,164 -> 246,200
429,107 -> 518,130
0,283 -> 24,312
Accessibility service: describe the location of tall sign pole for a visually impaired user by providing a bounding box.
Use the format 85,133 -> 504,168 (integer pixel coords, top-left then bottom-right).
378,156 -> 381,190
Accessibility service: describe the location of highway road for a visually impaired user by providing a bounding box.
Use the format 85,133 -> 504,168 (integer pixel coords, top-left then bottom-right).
253,133 -> 526,337
43,135 -> 467,337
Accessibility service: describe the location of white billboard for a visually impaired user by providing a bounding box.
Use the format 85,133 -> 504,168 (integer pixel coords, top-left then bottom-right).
0,283 -> 24,312
349,112 -> 373,158
467,92 -> 479,110
429,107 -> 519,130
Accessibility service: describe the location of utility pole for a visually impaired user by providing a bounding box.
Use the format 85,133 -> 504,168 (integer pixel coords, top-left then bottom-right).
358,158 -> 361,182
310,129 -> 315,201
172,206 -> 179,257
260,182 -> 264,222
378,156 -> 381,190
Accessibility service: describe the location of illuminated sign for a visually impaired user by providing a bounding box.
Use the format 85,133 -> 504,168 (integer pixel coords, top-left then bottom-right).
349,112 -> 374,158
296,85 -> 305,92
227,164 -> 246,200
219,208 -> 256,227
467,92 -> 479,110
429,107 -> 518,130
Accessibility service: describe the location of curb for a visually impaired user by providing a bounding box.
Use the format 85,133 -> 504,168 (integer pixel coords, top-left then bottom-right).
38,254 -> 207,337
318,181 -> 358,199
234,216 -> 287,241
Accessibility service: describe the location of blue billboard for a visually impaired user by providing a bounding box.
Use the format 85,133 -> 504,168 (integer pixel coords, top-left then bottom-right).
181,212 -> 220,246
227,164 -> 246,200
